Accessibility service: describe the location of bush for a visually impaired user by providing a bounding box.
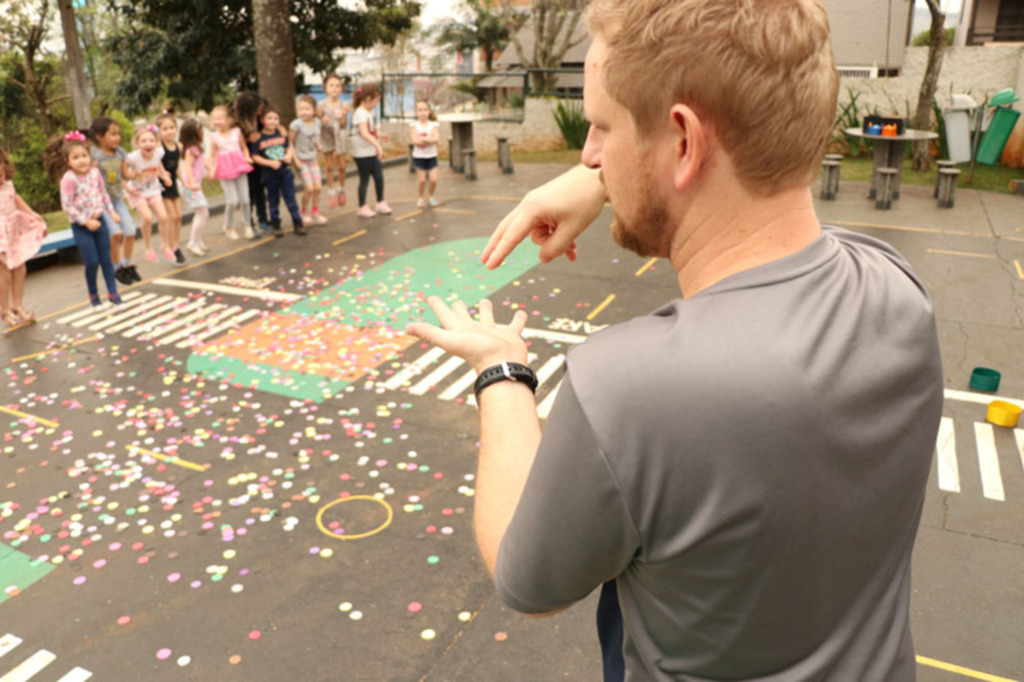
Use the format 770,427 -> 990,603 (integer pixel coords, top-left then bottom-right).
553,99 -> 588,149
912,27 -> 954,47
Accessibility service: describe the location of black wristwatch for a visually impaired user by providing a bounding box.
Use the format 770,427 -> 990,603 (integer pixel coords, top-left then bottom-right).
473,361 -> 538,401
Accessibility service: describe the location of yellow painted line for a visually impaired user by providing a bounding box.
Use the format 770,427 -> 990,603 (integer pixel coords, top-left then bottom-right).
10,335 -> 101,364
926,248 -> 995,259
1015,259 -> 1023,280
127,445 -> 210,472
394,209 -> 425,222
0,406 -> 58,428
833,219 -> 943,235
916,655 -> 1018,682
433,208 -> 476,215
586,294 -> 615,321
332,229 -> 368,247
635,258 -> 658,277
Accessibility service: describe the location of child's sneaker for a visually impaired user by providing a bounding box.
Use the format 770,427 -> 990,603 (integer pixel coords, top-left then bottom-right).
224,225 -> 239,240
126,264 -> 142,282
115,265 -> 132,285
356,206 -> 376,218
416,198 -> 427,208
338,191 -> 347,207
89,293 -> 102,308
174,248 -> 186,264
327,191 -> 336,209
163,248 -> 176,261
374,201 -> 393,215
145,248 -> 157,262
312,211 -> 327,225
300,212 -> 311,224
187,243 -> 205,258
244,225 -> 256,240
428,197 -> 439,207
109,293 -> 123,305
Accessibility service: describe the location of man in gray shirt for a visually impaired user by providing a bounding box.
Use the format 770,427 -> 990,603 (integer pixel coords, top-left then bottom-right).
406,1 -> 943,679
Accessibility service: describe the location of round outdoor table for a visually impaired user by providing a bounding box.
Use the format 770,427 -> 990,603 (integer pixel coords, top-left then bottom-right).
439,114 -> 480,174
844,128 -> 939,201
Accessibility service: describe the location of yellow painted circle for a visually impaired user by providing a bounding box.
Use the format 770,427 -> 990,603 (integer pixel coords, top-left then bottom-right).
315,495 -> 393,541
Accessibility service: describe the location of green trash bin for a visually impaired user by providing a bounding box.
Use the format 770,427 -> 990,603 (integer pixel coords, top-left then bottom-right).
977,89 -> 1021,165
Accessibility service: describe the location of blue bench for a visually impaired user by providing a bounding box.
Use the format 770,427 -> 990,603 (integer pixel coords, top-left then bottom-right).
32,228 -> 76,259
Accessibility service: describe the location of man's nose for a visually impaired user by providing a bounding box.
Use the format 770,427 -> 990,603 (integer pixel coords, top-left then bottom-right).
580,126 -> 600,170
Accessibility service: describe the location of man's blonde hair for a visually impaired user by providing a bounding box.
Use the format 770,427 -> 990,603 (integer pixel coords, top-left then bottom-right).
589,0 -> 838,194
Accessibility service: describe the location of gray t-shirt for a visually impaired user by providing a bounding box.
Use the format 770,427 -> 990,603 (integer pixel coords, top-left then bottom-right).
495,227 -> 943,681
350,107 -> 378,158
91,146 -> 127,199
289,118 -> 321,162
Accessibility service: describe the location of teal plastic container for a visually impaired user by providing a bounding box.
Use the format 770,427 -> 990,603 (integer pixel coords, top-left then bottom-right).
977,107 -> 1021,166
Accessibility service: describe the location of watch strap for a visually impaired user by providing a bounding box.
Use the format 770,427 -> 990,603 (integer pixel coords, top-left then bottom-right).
473,361 -> 538,400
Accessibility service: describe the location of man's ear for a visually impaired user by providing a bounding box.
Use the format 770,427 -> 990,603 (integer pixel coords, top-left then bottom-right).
669,104 -> 707,192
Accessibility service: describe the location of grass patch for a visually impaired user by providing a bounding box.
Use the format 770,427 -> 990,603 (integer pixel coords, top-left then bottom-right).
839,155 -> 1022,194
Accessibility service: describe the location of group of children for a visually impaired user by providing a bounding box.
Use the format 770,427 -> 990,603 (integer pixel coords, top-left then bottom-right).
0,77 -> 446,323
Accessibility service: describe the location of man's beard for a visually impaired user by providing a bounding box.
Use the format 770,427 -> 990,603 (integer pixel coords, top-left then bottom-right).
601,170 -> 670,258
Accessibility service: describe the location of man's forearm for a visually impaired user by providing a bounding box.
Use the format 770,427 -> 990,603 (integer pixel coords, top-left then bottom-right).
475,380 -> 542,578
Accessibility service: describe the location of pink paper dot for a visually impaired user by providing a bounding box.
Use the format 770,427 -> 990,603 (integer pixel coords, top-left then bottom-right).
167,572 -> 181,583
407,602 -> 422,613
156,648 -> 172,660
117,615 -> 131,626
248,630 -> 261,641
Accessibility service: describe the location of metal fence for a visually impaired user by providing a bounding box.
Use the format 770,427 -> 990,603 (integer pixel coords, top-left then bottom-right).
380,69 -> 584,122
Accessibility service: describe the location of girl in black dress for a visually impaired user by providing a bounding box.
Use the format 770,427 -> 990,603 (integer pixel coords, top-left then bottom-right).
156,112 -> 186,263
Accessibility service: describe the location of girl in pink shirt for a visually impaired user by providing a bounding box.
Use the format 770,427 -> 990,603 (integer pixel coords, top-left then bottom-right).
44,131 -> 122,308
0,147 -> 47,326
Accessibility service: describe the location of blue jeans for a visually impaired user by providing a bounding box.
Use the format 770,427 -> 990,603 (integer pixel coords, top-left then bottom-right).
72,217 -> 118,298
261,167 -> 301,223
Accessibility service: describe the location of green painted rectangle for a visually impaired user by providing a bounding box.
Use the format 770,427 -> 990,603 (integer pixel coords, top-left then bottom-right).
0,543 -> 55,604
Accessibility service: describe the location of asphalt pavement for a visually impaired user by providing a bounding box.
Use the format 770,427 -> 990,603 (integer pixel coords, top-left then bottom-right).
1,160 -> 1023,681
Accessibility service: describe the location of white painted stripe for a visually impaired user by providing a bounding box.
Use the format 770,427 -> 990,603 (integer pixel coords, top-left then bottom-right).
122,299 -> 207,339
56,668 -> 92,682
85,295 -> 174,332
522,328 -> 587,345
438,369 -> 477,402
973,422 -> 1005,501
142,303 -> 227,343
383,347 -> 446,391
101,297 -> 185,334
155,278 -> 302,303
0,635 -> 22,659
0,649 -> 56,681
944,388 -> 1024,410
536,382 -> 561,419
1016,429 -> 1024,473
57,291 -> 143,325
174,309 -> 261,349
535,354 -> 566,388
409,356 -> 465,396
156,305 -> 241,347
69,293 -> 158,328
935,417 -> 960,493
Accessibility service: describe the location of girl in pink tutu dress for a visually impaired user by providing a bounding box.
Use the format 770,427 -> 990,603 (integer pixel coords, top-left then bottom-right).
207,105 -> 255,239
0,147 -> 47,326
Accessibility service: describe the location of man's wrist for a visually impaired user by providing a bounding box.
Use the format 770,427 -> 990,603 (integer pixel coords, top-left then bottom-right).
474,362 -> 538,401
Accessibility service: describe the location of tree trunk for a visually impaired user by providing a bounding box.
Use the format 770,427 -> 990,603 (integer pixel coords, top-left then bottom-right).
58,0 -> 91,128
252,0 -> 297,125
912,0 -> 945,171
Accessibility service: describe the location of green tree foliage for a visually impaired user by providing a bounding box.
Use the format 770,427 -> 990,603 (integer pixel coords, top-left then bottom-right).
106,0 -> 421,113
435,0 -> 525,72
912,27 -> 954,47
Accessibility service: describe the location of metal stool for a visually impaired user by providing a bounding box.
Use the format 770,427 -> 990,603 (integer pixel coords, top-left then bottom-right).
497,137 -> 514,174
934,160 -> 956,197
937,167 -> 961,208
463,149 -> 477,181
820,159 -> 841,200
875,167 -> 898,210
